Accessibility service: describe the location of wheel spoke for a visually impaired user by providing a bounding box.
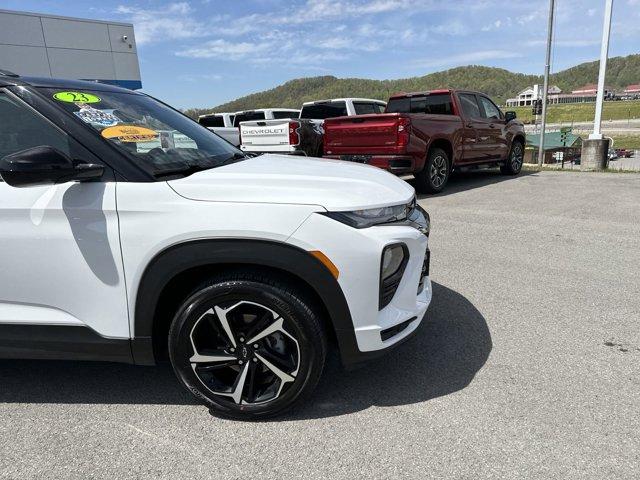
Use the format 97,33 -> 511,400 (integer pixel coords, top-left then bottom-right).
230,362 -> 251,404
213,306 -> 237,348
243,360 -> 259,403
255,352 -> 295,383
190,352 -> 236,363
246,316 -> 284,344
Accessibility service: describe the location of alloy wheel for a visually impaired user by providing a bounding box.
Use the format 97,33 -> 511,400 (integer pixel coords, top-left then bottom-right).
188,300 -> 300,406
511,143 -> 523,171
430,155 -> 448,187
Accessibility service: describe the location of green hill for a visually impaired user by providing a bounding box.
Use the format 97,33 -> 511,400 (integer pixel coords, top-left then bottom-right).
184,54 -> 640,118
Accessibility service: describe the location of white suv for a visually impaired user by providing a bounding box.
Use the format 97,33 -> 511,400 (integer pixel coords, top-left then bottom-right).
0,74 -> 432,419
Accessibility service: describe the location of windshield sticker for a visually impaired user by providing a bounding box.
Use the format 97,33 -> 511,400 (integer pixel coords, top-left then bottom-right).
53,91 -> 101,104
102,125 -> 159,143
74,106 -> 120,127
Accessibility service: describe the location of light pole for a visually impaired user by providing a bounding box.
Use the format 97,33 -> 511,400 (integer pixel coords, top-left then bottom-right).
581,0 -> 615,170
590,0 -> 614,140
537,0 -> 555,167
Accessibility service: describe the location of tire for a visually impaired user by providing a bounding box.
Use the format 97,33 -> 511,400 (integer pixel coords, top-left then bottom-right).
168,272 -> 327,420
501,140 -> 524,175
414,147 -> 450,194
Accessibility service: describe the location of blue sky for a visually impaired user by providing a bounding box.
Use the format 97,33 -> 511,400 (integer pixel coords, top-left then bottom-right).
6,0 -> 640,109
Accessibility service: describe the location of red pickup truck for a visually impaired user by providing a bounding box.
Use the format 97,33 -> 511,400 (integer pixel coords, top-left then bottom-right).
323,89 -> 526,193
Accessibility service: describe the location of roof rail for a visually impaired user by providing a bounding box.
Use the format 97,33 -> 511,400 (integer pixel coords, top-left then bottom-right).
0,69 -> 19,77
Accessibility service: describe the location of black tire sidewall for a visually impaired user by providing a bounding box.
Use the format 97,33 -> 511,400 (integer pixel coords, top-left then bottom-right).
168,279 -> 325,420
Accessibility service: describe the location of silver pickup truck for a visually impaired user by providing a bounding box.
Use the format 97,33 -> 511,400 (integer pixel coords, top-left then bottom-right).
199,108 -> 300,147
198,112 -> 239,146
239,98 -> 386,157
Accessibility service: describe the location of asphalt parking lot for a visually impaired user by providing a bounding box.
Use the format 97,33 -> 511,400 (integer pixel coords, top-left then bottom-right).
1,170 -> 639,479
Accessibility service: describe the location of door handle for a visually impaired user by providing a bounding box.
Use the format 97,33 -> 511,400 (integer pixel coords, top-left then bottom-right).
489,123 -> 495,128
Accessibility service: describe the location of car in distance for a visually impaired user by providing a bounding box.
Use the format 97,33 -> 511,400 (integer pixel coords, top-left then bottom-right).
239,98 -> 387,157
323,90 -> 526,193
0,72 -> 432,420
198,112 -> 239,146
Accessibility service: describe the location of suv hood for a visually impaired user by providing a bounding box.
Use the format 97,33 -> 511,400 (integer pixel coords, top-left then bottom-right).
168,154 -> 414,211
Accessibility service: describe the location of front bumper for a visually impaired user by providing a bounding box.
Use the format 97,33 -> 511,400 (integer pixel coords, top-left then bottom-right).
287,211 -> 431,365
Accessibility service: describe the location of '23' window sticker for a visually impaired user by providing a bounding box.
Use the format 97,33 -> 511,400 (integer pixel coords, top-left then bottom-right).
53,91 -> 101,104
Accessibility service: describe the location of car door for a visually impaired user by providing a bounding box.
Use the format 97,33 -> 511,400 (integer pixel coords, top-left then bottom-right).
477,95 -> 509,160
457,93 -> 489,164
0,89 -> 130,352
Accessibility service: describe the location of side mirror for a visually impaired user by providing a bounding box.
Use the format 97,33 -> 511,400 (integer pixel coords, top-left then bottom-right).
0,146 -> 104,188
505,111 -> 517,123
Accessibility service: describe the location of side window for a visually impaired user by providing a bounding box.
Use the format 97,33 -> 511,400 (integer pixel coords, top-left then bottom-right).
353,102 -> 376,115
0,91 -> 71,161
424,94 -> 453,115
374,103 -> 386,113
478,96 -> 502,120
459,93 -> 482,119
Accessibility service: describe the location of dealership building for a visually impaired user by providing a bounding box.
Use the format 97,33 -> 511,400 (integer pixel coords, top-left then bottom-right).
0,9 -> 141,89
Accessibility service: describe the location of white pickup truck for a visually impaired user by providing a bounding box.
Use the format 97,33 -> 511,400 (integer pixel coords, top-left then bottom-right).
239,98 -> 387,157
199,108 -> 300,147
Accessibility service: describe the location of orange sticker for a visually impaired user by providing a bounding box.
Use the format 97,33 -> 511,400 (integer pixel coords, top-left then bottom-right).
102,125 -> 158,143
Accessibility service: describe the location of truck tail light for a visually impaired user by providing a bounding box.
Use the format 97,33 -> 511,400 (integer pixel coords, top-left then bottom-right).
397,117 -> 411,148
289,121 -> 300,146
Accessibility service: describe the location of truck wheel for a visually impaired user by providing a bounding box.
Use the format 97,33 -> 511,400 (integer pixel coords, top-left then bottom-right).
168,272 -> 327,420
501,140 -> 524,175
414,148 -> 450,193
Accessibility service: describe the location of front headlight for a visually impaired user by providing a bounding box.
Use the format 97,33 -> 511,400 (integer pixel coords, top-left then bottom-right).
320,202 -> 410,229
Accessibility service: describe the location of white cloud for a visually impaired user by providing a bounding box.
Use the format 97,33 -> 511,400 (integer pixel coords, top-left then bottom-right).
116,2 -> 208,44
176,39 -> 273,60
524,38 -> 600,47
177,73 -> 223,82
413,50 -> 522,68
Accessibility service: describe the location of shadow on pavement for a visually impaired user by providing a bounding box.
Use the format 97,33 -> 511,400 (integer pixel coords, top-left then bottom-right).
409,168 -> 536,198
287,282 -> 492,419
0,283 -> 491,417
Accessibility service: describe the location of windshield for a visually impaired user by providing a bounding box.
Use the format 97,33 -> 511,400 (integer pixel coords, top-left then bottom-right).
41,88 -> 244,176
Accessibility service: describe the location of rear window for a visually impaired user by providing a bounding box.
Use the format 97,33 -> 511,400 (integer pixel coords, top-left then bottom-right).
353,102 -> 383,115
198,115 -> 224,128
233,111 -> 266,126
300,102 -> 348,119
386,93 -> 453,115
272,110 -> 299,119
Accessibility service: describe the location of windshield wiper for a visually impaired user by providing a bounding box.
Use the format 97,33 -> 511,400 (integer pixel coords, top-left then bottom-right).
152,164 -> 209,178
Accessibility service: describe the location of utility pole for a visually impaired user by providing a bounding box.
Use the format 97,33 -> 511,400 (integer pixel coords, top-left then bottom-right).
537,0 -> 555,167
590,0 -> 614,139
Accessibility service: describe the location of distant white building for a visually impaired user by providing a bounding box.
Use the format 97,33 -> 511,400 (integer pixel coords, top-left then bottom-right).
506,84 -> 561,107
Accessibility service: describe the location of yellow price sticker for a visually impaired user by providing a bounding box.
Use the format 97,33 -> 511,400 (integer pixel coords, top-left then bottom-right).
53,91 -> 101,104
101,125 -> 159,143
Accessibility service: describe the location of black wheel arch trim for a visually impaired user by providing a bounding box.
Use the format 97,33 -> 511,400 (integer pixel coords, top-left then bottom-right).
132,239 -> 364,367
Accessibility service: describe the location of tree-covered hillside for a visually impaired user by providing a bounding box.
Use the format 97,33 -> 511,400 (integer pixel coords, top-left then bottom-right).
184,54 -> 640,118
